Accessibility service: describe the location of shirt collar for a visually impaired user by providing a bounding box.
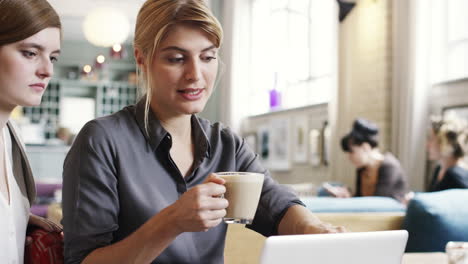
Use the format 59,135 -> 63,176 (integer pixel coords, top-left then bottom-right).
134,97 -> 211,157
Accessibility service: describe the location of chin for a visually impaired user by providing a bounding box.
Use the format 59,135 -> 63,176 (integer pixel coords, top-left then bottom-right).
22,97 -> 43,107
183,104 -> 206,115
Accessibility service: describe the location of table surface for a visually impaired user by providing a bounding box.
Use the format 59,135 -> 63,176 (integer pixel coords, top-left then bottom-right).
402,252 -> 447,264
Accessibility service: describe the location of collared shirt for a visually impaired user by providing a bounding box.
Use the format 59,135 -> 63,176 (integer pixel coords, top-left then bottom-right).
0,127 -> 30,264
62,98 -> 303,264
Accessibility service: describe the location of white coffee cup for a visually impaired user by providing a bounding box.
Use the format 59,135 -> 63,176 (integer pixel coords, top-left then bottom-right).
215,172 -> 264,224
446,241 -> 468,264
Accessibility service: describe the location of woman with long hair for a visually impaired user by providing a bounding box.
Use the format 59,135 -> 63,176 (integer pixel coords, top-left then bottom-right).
62,1 -> 344,263
0,0 -> 62,262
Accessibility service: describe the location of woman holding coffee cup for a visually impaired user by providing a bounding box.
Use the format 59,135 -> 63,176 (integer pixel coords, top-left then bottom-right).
62,1 -> 344,263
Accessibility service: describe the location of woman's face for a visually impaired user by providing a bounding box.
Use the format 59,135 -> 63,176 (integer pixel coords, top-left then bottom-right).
0,27 -> 61,110
148,24 -> 218,117
426,129 -> 441,161
347,144 -> 370,168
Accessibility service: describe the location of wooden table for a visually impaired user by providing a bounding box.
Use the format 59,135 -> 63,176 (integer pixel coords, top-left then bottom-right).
402,252 -> 447,264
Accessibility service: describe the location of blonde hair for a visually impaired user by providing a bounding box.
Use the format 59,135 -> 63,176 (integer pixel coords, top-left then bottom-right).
0,0 -> 62,45
431,114 -> 468,159
133,0 -> 223,133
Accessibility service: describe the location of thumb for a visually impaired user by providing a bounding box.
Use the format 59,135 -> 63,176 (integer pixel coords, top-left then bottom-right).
25,236 -> 33,246
204,173 -> 225,185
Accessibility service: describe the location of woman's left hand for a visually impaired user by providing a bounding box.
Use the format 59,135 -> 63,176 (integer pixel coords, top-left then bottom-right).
302,221 -> 347,234
26,214 -> 63,245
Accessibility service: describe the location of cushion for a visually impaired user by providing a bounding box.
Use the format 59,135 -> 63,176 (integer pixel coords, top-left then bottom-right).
301,196 -> 405,213
36,182 -> 62,198
24,227 -> 64,264
403,189 -> 468,252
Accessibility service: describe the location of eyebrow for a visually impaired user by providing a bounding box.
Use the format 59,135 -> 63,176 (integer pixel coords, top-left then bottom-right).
160,45 -> 217,53
19,42 -> 61,54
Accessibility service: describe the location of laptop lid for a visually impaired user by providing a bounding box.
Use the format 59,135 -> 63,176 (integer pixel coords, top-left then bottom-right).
259,230 -> 408,264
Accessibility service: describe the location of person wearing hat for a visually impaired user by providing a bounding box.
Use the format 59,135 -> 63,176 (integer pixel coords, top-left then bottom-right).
324,118 -> 408,202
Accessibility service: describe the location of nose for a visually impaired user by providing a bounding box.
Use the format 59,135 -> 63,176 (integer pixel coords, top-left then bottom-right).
37,57 -> 54,79
185,59 -> 202,82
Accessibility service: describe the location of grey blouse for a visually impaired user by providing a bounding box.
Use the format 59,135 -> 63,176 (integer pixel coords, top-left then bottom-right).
62,98 -> 303,264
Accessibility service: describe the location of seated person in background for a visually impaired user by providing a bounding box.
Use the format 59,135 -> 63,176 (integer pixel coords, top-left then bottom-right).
427,115 -> 468,191
324,118 -> 408,201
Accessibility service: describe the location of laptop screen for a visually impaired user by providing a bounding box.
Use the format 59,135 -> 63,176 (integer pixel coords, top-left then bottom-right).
260,230 -> 408,264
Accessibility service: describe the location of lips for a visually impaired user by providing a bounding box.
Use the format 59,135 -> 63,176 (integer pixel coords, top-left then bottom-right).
29,83 -> 46,92
177,88 -> 204,101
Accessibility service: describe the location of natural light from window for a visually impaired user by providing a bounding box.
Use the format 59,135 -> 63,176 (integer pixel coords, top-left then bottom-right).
430,0 -> 468,83
248,0 -> 337,116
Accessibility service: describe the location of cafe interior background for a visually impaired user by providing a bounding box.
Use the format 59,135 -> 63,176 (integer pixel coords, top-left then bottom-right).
14,0 -> 468,198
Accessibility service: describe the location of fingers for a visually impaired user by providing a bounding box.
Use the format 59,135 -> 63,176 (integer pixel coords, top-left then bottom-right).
323,223 -> 347,233
201,209 -> 227,221
337,226 -> 347,233
25,236 -> 33,246
208,196 -> 229,210
195,193 -> 228,211
303,222 -> 346,234
29,214 -> 63,232
200,218 -> 224,232
204,173 -> 225,185
39,218 -> 62,232
197,182 -> 226,198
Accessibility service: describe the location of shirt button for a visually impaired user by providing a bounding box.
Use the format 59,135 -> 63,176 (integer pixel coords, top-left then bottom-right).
9,231 -> 14,237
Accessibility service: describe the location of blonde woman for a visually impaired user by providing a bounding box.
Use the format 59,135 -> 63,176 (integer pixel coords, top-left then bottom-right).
62,0 -> 344,263
0,0 -> 62,262
427,115 -> 468,191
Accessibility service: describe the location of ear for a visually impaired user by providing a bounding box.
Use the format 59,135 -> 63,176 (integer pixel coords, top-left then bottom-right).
134,48 -> 146,72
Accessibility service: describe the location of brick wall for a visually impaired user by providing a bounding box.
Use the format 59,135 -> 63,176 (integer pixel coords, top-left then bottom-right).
331,0 -> 393,189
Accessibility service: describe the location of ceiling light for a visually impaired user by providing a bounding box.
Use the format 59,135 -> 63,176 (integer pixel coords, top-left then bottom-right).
83,7 -> 130,47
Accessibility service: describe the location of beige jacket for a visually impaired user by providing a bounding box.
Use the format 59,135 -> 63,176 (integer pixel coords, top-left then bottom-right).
6,121 -> 35,204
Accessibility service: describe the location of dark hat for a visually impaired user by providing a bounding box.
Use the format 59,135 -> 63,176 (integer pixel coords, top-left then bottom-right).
352,118 -> 379,136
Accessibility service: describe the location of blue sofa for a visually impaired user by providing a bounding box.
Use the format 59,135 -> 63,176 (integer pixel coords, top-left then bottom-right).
301,189 -> 468,252
403,189 -> 468,252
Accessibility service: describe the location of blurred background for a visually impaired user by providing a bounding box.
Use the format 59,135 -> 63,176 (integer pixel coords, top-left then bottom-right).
15,0 -> 468,196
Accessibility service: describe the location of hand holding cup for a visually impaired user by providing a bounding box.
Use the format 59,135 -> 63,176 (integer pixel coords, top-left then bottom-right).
171,173 -> 228,232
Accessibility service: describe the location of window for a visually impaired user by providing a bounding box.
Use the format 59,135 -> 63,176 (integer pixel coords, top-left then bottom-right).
430,0 -> 468,83
247,0 -> 338,115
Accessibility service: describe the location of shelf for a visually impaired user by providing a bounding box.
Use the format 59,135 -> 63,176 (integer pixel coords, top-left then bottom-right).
22,79 -> 139,140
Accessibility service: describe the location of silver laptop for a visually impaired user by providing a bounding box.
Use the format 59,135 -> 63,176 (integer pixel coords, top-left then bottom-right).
259,230 -> 408,264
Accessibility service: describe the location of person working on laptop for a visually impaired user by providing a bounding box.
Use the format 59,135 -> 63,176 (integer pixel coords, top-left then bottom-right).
427,115 -> 468,191
324,118 -> 408,201
61,1 -> 345,263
